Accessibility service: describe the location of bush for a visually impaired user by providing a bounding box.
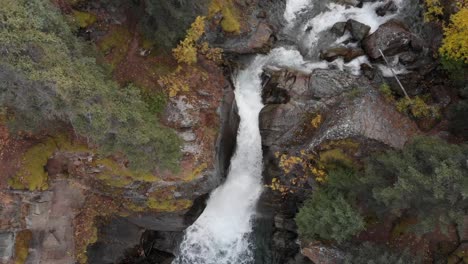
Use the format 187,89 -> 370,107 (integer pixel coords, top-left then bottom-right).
396,96 -> 439,119
0,0 -> 181,171
362,137 -> 468,233
209,0 -> 241,33
296,189 -> 365,243
439,7 -> 468,63
172,16 -> 206,65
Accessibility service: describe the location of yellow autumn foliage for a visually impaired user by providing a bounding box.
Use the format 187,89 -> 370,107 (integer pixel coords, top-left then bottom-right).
439,7 -> 468,63
424,0 -> 443,21
173,16 -> 206,65
310,114 -> 323,129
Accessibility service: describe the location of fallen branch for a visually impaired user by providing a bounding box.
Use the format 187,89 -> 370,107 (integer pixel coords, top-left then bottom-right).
379,49 -> 411,101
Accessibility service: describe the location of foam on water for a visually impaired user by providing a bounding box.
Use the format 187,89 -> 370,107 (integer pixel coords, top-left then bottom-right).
284,0 -> 312,25
300,1 -> 403,51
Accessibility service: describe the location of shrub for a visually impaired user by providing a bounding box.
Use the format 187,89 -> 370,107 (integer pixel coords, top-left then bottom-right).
209,0 -> 241,34
362,136 -> 468,234
424,0 -> 444,22
72,10 -> 97,28
296,189 -> 365,243
396,96 -> 439,119
172,16 -> 206,65
439,7 -> 468,63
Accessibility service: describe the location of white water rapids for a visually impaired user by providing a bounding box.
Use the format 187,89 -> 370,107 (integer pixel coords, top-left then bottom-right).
173,0 -> 409,263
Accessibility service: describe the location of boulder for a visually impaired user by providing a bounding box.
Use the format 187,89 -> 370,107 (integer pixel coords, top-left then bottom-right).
320,47 -> 365,62
376,0 -> 398,16
220,22 -> 273,54
362,20 -> 413,59
309,69 -> 370,98
331,22 -> 347,36
346,19 -> 371,41
301,242 -> 345,264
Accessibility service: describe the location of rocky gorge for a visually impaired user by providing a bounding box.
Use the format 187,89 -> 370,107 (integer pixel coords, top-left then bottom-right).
0,0 -> 467,263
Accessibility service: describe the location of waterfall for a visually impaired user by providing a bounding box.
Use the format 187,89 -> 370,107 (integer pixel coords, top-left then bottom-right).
173,48 -> 326,264
173,0 -> 410,263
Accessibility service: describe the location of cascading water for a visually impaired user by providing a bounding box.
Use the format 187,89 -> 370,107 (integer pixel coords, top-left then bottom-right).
173,48 -> 326,264
174,0 -> 410,263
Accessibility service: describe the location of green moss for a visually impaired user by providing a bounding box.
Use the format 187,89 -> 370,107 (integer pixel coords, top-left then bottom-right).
98,27 -> 132,69
8,135 -> 88,191
96,158 -> 159,188
146,198 -> 193,212
9,141 -> 55,191
379,83 -> 393,100
14,230 -> 32,264
72,11 -> 97,28
319,149 -> 355,170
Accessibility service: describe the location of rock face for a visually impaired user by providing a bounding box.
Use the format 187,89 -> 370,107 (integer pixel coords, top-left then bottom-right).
260,69 -> 418,149
257,66 -> 419,264
0,180 -> 85,264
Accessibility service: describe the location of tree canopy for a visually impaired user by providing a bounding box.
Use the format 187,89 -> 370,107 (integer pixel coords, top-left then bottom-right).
0,0 -> 181,171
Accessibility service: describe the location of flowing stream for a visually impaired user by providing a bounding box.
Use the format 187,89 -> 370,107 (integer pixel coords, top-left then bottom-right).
173,0 -> 410,263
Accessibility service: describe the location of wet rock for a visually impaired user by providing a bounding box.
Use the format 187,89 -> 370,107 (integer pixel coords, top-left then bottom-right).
274,214 -> 297,232
362,20 -> 413,59
320,47 -> 365,62
262,75 -> 291,104
361,63 -> 375,80
309,69 -> 371,98
127,212 -> 189,232
149,231 -> 183,254
398,51 -> 417,65
331,22 -> 347,36
376,0 -> 398,16
220,22 -> 273,54
301,242 -> 345,264
346,19 -> 371,41
87,217 -> 143,264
